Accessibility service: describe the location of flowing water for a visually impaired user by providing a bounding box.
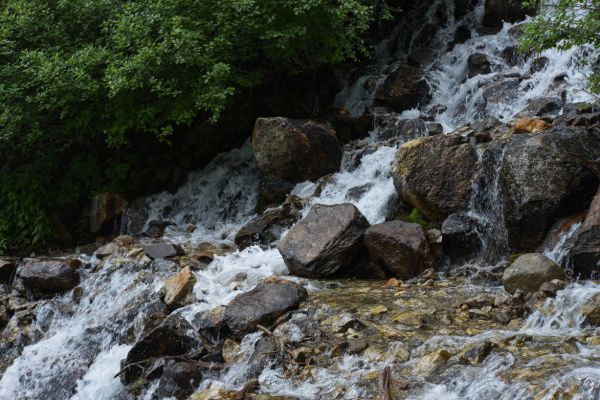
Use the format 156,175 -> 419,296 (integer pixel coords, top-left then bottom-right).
1,0 -> 599,399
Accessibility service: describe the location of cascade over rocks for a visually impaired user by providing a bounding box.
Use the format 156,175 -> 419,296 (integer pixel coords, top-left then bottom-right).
252,117 -> 342,184
502,253 -> 565,294
18,259 -> 81,298
392,133 -> 478,221
374,65 -> 430,113
364,221 -> 434,278
278,203 -> 370,278
234,196 -> 303,250
569,187 -> 600,277
224,277 -> 308,338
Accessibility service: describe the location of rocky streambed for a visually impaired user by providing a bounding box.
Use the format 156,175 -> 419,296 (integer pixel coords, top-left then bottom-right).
1,0 -> 600,399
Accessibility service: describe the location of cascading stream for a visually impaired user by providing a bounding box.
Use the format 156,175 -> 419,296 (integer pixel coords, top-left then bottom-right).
1,0 -> 599,399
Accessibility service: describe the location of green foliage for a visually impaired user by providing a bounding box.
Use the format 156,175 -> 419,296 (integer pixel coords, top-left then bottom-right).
0,0 -> 384,252
399,208 -> 429,227
520,0 -> 600,93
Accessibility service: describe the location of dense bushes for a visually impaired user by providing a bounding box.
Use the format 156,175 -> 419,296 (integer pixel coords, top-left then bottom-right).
0,0 -> 388,252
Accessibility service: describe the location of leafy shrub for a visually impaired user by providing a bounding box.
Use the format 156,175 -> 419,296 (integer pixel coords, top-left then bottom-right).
0,0 -> 386,252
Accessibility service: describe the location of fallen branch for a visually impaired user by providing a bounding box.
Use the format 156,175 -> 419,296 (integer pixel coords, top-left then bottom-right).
378,366 -> 392,400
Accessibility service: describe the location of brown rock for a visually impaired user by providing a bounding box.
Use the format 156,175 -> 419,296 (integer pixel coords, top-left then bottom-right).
502,254 -> 565,294
163,266 -> 196,310
18,259 -> 81,298
252,117 -> 342,184
90,192 -> 126,235
374,65 -> 430,113
514,117 -> 552,134
278,203 -> 370,278
392,134 -> 477,221
364,221 -> 433,278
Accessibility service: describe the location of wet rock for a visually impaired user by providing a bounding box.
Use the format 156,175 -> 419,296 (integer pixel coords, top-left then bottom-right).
224,277 -> 308,338
163,266 -> 196,310
539,279 -> 566,298
121,315 -> 201,385
0,259 -> 16,283
519,97 -> 563,118
252,117 -> 342,184
156,360 -> 202,400
427,122 -> 444,136
392,134 -> 478,221
500,126 -> 600,251
364,221 -> 433,278
530,57 -> 549,73
90,192 -> 126,235
394,119 -> 427,141
481,76 -> 521,104
95,242 -> 122,259
330,110 -> 374,143
278,203 -> 370,278
515,117 -> 552,133
570,187 -> 600,277
18,259 -> 81,298
416,349 -> 452,376
143,242 -> 182,260
441,213 -> 483,263
144,220 -> 175,238
482,0 -> 537,30
452,24 -> 472,46
502,254 -> 565,294
581,294 -> 600,326
459,341 -> 496,365
467,53 -> 492,77
125,197 -> 149,235
374,65 -> 430,113
235,196 -> 302,250
257,178 -> 296,212
192,306 -> 228,341
132,300 -> 170,340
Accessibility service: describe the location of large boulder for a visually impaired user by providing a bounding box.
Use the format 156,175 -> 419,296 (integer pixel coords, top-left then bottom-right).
0,259 -> 16,284
120,315 -> 201,385
252,117 -> 342,184
364,221 -> 433,278
482,0 -> 537,30
18,259 -> 81,298
234,196 -> 302,250
392,134 -> 478,221
502,253 -> 565,294
278,203 -> 370,278
224,277 -> 308,338
442,213 -> 483,263
90,192 -> 126,235
500,126 -> 600,251
374,65 -> 430,113
570,187 -> 600,277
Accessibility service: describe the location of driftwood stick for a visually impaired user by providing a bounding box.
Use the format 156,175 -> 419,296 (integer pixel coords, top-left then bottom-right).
378,366 -> 392,400
113,355 -> 225,378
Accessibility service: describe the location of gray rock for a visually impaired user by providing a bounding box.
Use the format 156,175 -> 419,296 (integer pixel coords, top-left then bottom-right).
502,254 -> 565,294
392,133 -> 478,221
234,196 -> 302,250
156,360 -> 202,400
18,259 -> 81,298
530,57 -> 549,73
278,203 -> 370,278
252,117 -> 342,184
570,187 -> 600,277
442,213 -> 483,263
0,259 -> 16,284
468,53 -> 492,77
224,277 -> 308,338
90,192 -> 126,235
483,0 -> 537,30
364,221 -> 433,278
519,96 -> 564,117
143,242 -> 182,259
